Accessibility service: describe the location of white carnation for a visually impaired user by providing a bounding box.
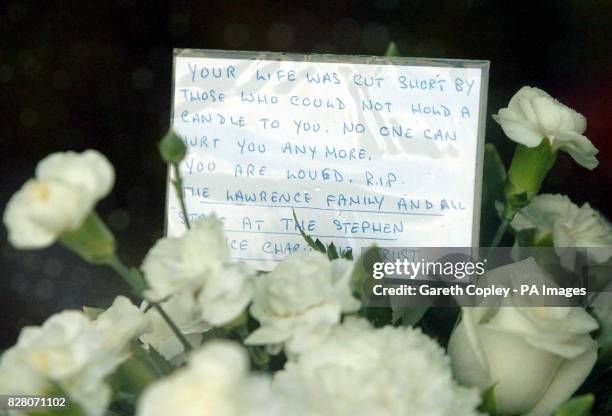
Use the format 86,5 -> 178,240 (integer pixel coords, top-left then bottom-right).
493,86 -> 598,169
136,341 -> 281,416
94,295 -> 151,351
273,317 -> 482,416
198,262 -> 255,326
36,150 -> 114,201
245,252 -> 360,355
3,150 -> 114,249
512,194 -> 612,266
140,290 -> 210,363
141,215 -> 229,300
0,299 -> 147,416
141,215 -> 254,327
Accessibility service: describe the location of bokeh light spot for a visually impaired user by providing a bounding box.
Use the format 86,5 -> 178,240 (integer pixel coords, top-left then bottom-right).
19,108 -> 38,128
224,23 -> 250,48
34,278 -> 55,301
108,209 -> 131,231
0,64 -> 14,83
361,22 -> 390,53
333,18 -> 361,48
132,67 -> 155,90
168,11 -> 191,36
52,69 -> 72,90
267,23 -> 294,50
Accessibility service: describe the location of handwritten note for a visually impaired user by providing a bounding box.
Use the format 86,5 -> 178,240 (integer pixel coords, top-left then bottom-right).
167,49 -> 489,270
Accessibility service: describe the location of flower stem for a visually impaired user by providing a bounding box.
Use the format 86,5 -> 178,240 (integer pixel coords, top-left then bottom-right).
150,302 -> 193,353
107,255 -> 193,353
491,218 -> 510,247
108,255 -> 147,295
172,162 -> 191,229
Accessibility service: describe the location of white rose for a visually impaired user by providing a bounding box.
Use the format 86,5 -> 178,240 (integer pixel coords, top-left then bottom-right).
3,150 -> 114,249
0,305 -> 145,416
512,194 -> 612,267
198,262 -> 255,326
273,317 -> 482,416
448,259 -> 599,416
136,341 -> 281,416
140,290 -> 210,363
141,215 -> 229,300
493,86 -> 598,169
245,252 -> 360,355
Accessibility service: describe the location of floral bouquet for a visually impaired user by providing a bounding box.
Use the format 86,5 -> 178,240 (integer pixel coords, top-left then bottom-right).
1,80 -> 611,416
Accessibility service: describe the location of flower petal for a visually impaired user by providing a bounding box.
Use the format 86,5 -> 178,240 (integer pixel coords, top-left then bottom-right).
518,98 -> 539,124
554,131 -> 599,169
448,310 -> 491,388
36,150 -> 114,200
531,96 -> 562,132
478,326 -> 563,414
245,326 -> 290,345
525,337 -> 598,416
492,116 -> 544,147
508,86 -> 551,114
512,194 -> 573,238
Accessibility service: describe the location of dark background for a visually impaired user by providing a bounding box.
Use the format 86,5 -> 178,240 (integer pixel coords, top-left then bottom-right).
1,0 -> 611,347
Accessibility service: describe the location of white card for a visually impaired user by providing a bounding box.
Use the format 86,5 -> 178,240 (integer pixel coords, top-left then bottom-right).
167,49 -> 489,270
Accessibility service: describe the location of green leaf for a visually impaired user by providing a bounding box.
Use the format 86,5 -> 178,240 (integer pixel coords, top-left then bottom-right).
593,305 -> 612,364
111,343 -> 160,396
554,394 -> 594,416
351,245 -> 381,298
340,247 -> 353,260
360,307 -> 393,328
480,143 -> 506,245
159,130 -> 187,164
313,238 -> 326,253
292,209 -> 325,254
478,384 -> 497,415
327,242 -> 339,260
292,208 -> 351,259
385,41 -> 400,57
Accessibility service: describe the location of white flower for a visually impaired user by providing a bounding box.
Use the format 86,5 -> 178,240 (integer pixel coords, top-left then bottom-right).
448,258 -> 599,416
141,216 -> 229,300
0,297 -> 147,416
94,296 -> 151,351
141,215 -> 254,327
140,290 -> 210,363
493,86 -> 598,169
245,252 -> 360,355
512,194 -> 612,266
0,300 -> 147,416
136,341 -> 281,416
273,317 -> 482,416
36,150 -> 114,200
198,262 -> 255,326
0,350 -> 49,396
3,150 -> 114,249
